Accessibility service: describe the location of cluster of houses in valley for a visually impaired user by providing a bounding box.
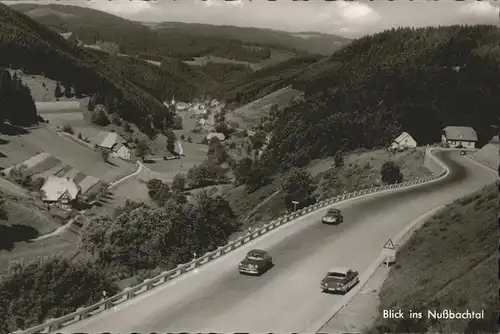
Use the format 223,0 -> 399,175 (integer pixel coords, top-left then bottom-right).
165,97 -> 228,142
389,125 -> 478,152
36,131 -> 131,211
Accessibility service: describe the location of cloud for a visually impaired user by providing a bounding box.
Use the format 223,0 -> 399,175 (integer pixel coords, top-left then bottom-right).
200,0 -> 244,8
337,1 -> 381,23
459,1 -> 498,18
310,2 -> 381,36
84,0 -> 154,17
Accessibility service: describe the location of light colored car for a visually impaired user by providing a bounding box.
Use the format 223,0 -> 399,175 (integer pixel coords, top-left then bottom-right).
320,266 -> 359,294
239,249 -> 274,275
322,208 -> 343,224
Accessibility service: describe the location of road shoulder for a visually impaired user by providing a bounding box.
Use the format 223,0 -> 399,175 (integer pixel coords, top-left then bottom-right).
319,263 -> 390,333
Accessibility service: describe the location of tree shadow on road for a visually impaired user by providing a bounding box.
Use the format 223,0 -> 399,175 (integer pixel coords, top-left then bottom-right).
0,123 -> 29,136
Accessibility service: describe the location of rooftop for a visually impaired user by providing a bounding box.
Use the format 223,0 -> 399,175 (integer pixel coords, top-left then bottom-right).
41,176 -> 80,202
443,126 -> 478,141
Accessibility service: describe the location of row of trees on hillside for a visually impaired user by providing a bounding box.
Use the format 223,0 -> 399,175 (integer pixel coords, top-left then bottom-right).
279,160 -> 403,210
80,190 -> 240,273
0,259 -> 117,332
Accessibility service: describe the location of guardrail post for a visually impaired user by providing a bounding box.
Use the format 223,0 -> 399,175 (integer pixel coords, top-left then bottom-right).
159,271 -> 171,284
124,286 -> 134,300
104,299 -> 112,310
75,307 -> 87,321
45,318 -> 59,332
143,278 -> 153,290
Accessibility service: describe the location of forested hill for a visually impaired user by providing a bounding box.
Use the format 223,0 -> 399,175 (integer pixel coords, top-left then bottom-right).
261,25 -> 500,170
0,3 -> 172,137
149,22 -> 351,56
8,3 -> 347,62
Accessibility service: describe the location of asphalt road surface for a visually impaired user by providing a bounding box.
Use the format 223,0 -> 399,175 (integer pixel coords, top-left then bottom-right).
59,151 -> 496,333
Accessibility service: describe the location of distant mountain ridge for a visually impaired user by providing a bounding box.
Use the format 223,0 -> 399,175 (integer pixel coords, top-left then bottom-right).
9,3 -> 350,58
144,21 -> 351,56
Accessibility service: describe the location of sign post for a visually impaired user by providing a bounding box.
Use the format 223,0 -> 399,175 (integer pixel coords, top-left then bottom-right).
383,238 -> 396,266
292,200 -> 299,212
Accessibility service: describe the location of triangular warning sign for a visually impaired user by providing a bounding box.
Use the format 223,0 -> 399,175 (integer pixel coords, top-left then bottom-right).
383,239 -> 395,250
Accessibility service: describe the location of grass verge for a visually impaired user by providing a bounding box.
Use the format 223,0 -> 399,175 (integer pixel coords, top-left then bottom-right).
367,182 -> 498,333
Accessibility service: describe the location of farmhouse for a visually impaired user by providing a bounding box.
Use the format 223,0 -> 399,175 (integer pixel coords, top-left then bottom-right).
92,132 -> 131,160
59,32 -> 83,46
111,143 -> 131,160
41,176 -> 81,209
441,126 -> 478,149
390,132 -> 417,151
207,132 -> 226,142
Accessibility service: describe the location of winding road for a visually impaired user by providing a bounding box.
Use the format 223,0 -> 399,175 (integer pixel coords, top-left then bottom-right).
58,150 -> 496,333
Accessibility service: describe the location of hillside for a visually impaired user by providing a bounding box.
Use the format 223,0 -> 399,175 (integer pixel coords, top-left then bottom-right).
473,135 -> 499,170
0,3 -> 172,137
210,54 -> 326,107
150,22 -> 350,56
9,4 -> 329,66
258,25 -> 500,170
368,183 -> 498,333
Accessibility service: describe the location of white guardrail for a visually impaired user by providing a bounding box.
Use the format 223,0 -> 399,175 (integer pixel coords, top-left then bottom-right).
16,148 -> 448,334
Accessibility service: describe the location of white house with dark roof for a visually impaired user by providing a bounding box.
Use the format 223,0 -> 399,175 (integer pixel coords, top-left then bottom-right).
92,132 -> 131,160
441,126 -> 478,149
111,143 -> 131,160
390,132 -> 417,151
41,176 -> 81,209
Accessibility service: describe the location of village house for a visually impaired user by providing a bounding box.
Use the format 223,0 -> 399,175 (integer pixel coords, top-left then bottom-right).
207,132 -> 226,142
92,131 -> 131,160
441,126 -> 478,149
389,132 -> 417,151
41,176 -> 81,210
59,32 -> 83,46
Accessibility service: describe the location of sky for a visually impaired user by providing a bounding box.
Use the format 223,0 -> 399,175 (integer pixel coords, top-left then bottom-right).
2,0 -> 500,38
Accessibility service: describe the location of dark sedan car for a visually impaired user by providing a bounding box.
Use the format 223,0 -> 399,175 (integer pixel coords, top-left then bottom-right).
321,266 -> 359,294
460,150 -> 466,155
239,249 -> 273,275
322,208 -> 343,225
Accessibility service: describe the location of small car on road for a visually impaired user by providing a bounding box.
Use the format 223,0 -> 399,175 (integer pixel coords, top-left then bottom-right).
460,150 -> 466,156
322,208 -> 343,225
239,249 -> 273,275
320,266 -> 359,294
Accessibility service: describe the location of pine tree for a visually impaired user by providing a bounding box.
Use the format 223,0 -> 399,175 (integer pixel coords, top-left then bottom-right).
55,82 -> 62,98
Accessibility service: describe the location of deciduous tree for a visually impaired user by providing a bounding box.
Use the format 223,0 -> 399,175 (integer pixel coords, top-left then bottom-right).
381,161 -> 403,184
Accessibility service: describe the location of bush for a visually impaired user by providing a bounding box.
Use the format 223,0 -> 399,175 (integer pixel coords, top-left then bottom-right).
381,161 -> 403,184
0,258 -> 118,332
79,194 -> 241,273
281,167 -> 317,210
62,124 -> 74,135
146,178 -> 171,205
8,165 -> 32,188
91,108 -> 110,126
172,173 -> 186,192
